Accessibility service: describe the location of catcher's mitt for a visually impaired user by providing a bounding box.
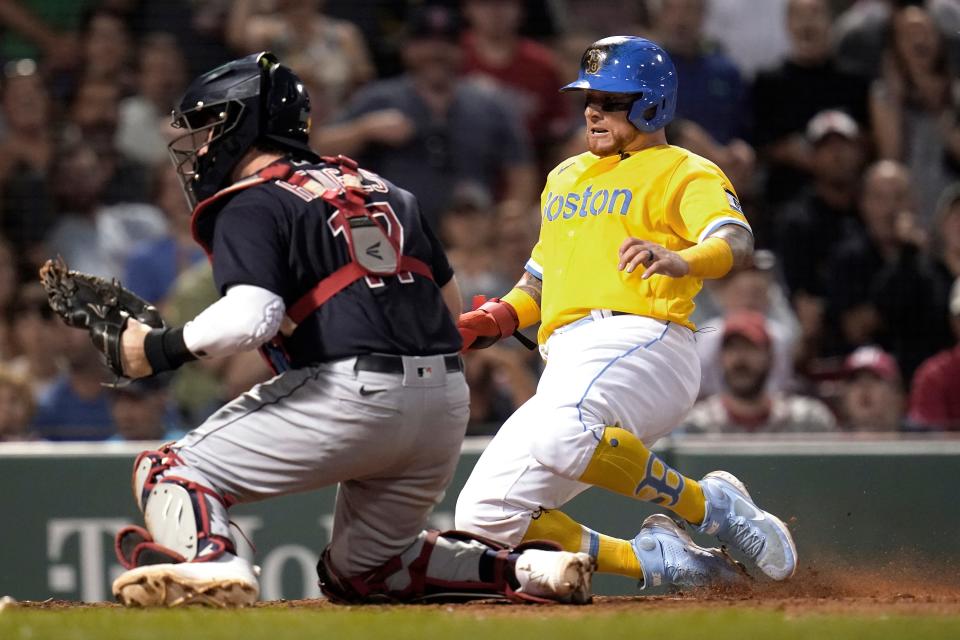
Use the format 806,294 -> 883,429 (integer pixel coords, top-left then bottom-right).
39,258 -> 165,379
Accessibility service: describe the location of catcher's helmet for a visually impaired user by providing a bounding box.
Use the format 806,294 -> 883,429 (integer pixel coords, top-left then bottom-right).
168,52 -> 319,209
561,36 -> 677,133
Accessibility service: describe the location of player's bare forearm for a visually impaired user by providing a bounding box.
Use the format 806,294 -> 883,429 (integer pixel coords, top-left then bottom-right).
710,224 -> 754,271
514,271 -> 543,307
440,275 -> 463,321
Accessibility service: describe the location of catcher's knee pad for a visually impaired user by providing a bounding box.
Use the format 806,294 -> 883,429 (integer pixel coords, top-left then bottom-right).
117,447 -> 235,569
316,530 -> 562,604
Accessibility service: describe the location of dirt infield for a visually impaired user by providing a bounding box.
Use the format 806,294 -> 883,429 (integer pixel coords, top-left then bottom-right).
9,567 -> 960,617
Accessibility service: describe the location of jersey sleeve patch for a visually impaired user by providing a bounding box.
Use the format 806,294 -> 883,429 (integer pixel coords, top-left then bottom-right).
724,189 -> 743,214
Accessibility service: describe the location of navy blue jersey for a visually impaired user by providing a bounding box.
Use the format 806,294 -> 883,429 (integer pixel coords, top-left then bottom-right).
205,159 -> 462,367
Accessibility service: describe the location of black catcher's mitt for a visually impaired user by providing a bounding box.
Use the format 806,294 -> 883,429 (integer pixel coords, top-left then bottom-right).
39,258 -> 166,379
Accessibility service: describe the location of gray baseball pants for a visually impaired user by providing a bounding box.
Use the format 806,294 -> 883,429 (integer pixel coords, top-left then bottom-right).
171,353 -> 469,575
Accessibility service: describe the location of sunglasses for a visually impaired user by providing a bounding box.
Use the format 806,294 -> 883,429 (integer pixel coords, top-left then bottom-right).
584,95 -> 638,112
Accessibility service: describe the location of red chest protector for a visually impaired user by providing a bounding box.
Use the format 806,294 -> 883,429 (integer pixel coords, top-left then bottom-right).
190,154 -> 435,372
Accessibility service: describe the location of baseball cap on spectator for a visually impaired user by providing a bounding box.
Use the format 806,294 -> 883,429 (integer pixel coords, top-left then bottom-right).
722,310 -> 770,349
843,346 -> 900,382
806,109 -> 859,145
406,5 -> 462,41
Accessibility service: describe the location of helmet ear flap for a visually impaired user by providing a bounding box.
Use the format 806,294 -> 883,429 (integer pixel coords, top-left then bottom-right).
628,96 -> 658,133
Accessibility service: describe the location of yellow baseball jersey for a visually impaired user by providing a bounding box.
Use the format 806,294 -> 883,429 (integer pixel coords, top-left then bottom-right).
526,144 -> 751,343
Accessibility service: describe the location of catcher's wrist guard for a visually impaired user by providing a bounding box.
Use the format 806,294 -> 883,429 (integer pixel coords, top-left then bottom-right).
144,327 -> 198,373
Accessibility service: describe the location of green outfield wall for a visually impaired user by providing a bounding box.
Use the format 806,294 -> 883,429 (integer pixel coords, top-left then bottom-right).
1,435 -> 958,602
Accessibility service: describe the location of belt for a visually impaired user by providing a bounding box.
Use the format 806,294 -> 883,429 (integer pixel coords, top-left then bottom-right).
558,310 -> 632,333
354,353 -> 463,374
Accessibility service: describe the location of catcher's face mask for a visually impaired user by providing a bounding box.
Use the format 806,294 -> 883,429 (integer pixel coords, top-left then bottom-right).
168,100 -> 246,210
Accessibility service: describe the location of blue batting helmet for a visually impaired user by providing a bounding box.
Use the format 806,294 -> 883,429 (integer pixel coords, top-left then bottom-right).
561,36 -> 678,133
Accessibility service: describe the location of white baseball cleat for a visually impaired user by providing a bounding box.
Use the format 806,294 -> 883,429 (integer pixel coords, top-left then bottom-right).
513,549 -> 595,604
697,470 -> 798,581
112,554 -> 260,608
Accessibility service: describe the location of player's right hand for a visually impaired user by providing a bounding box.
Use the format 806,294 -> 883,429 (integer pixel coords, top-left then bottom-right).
457,297 -> 520,351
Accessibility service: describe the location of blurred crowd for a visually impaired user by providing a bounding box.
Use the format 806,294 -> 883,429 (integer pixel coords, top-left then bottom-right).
1,0 -> 960,442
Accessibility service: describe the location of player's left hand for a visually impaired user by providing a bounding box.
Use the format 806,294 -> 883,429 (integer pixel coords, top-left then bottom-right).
618,237 -> 690,279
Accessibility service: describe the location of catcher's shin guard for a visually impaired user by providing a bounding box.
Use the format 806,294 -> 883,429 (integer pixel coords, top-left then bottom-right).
116,447 -> 236,569
316,530 -> 585,604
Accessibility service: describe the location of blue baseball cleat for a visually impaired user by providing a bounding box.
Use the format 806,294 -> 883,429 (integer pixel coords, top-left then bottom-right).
632,514 -> 748,590
697,470 -> 798,581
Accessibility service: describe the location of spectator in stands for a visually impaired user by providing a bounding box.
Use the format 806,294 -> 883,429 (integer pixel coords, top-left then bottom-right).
870,3 -> 960,224
109,376 -> 184,442
775,110 -> 867,361
0,365 -> 36,441
315,4 -> 535,229
839,345 -> 905,431
823,160 -> 918,353
46,141 -> 166,279
65,75 -> 151,204
777,111 -> 867,295
560,0 -> 649,38
463,345 -> 537,436
79,6 -> 135,91
834,0 -> 960,79
869,183 -> 956,381
695,250 -> 800,399
752,0 -> 870,205
461,0 -> 570,161
648,0 -> 748,146
493,199 -> 541,288
116,32 -> 188,165
123,164 -> 204,305
933,183 -> 960,275
683,310 -> 836,434
31,329 -> 116,441
0,60 -> 56,272
226,0 -> 375,124
644,0 -> 755,209
704,0 -> 790,80
907,277 -> 960,430
0,0 -> 83,71
439,182 -> 510,307
7,282 -> 65,399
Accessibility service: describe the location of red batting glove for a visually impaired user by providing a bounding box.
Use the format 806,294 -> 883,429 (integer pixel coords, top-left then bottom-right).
457,296 -> 520,351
